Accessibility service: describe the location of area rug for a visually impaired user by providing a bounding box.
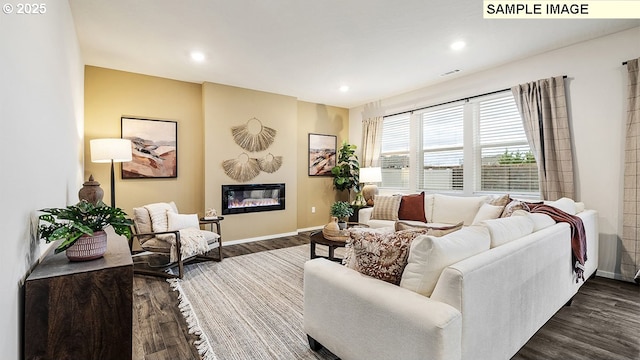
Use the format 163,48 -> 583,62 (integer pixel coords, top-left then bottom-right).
168,244 -> 339,360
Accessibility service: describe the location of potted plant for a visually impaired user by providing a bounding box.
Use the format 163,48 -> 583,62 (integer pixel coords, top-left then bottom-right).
330,201 -> 354,229
331,141 -> 360,201
38,200 -> 133,261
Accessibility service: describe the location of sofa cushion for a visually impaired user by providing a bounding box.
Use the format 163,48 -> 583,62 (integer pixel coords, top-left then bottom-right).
544,197 -> 577,215
432,194 -> 488,225
398,192 -> 427,222
500,199 -> 526,217
400,225 -> 491,297
423,194 -> 435,222
395,220 -> 463,237
370,195 -> 402,221
512,210 -> 556,232
472,203 -> 505,224
481,216 -> 535,248
343,227 -> 428,285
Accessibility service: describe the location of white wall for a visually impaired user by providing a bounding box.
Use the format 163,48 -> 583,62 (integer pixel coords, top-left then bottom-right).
350,27 -> 640,281
0,1 -> 84,358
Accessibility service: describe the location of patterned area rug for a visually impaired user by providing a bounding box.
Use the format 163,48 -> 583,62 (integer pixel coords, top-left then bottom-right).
168,244 -> 340,360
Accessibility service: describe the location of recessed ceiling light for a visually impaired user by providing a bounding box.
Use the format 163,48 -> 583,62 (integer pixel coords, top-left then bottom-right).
190,51 -> 205,62
450,41 -> 466,51
339,85 -> 349,92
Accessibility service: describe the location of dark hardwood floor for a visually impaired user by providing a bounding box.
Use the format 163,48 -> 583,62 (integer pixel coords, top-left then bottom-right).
132,233 -> 640,360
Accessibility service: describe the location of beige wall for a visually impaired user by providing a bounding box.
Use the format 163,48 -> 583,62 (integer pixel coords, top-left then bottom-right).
84,66 -> 204,216
296,101 -> 350,229
203,82 -> 300,241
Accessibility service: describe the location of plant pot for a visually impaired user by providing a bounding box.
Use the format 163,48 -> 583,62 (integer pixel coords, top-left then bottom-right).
338,221 -> 347,230
65,230 -> 107,261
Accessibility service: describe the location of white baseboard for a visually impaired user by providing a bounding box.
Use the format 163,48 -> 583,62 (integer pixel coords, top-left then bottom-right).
297,225 -> 323,233
596,269 -> 634,282
222,231 -> 299,246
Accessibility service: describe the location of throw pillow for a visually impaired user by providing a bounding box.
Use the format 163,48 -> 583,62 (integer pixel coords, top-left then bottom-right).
481,216 -> 535,248
167,212 -> 200,231
394,220 -> 463,237
344,228 -> 429,285
472,203 -> 505,224
488,194 -> 511,207
512,209 -> 556,232
398,192 -> 427,222
544,197 -> 577,215
400,225 -> 491,297
500,199 -> 526,218
370,194 -> 402,221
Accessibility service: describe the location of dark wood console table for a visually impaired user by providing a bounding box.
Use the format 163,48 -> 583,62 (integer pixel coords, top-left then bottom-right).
24,233 -> 133,360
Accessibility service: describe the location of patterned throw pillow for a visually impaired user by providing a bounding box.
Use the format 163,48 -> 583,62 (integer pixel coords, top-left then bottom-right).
343,228 -> 429,285
394,221 -> 464,237
370,194 -> 402,221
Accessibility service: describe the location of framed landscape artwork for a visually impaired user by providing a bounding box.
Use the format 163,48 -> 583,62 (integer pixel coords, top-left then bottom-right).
121,117 -> 178,179
308,133 -> 336,176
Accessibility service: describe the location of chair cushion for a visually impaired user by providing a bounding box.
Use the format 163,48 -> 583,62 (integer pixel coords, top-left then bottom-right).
133,207 -> 153,243
167,212 -> 199,231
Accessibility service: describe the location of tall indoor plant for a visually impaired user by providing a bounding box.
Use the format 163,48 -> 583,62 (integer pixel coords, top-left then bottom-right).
331,141 -> 360,201
38,200 -> 133,261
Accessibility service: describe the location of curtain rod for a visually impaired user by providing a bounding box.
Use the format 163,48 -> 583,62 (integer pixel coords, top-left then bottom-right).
384,75 -> 568,119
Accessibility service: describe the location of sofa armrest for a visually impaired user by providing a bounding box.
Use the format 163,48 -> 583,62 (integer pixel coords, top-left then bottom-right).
358,207 -> 374,224
304,259 -> 462,360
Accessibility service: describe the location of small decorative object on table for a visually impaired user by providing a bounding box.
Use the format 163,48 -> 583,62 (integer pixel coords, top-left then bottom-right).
322,217 -> 349,241
38,200 -> 132,261
204,208 -> 218,220
78,174 -> 104,205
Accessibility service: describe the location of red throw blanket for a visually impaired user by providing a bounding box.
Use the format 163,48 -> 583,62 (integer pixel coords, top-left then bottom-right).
524,203 -> 587,282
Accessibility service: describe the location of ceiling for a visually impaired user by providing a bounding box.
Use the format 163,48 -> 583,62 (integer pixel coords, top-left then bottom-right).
68,1 -> 640,108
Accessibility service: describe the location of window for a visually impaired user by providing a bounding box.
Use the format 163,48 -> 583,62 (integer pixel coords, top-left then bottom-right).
420,104 -> 464,191
380,113 -> 410,189
478,95 -> 538,193
379,92 -> 538,196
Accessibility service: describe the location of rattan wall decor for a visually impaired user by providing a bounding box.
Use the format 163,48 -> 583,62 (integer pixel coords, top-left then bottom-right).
231,117 -> 276,152
222,153 -> 261,182
257,153 -> 283,173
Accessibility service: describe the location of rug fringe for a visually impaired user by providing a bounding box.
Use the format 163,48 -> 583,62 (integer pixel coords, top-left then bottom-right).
168,278 -> 218,360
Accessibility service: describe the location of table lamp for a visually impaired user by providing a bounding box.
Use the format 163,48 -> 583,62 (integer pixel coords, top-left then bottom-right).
360,167 -> 382,206
90,138 -> 132,207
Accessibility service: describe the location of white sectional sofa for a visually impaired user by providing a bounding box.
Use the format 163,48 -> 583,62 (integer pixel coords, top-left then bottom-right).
303,194 -> 598,360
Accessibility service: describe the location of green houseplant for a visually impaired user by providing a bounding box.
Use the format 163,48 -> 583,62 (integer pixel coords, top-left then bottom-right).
331,141 -> 360,199
330,201 -> 354,229
38,200 -> 133,261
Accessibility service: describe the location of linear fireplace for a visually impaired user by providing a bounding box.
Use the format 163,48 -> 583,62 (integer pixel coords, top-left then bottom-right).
222,183 -> 285,215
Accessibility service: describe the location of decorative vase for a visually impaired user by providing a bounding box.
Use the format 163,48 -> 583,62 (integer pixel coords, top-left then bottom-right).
338,220 -> 347,230
65,230 -> 107,261
78,174 -> 104,205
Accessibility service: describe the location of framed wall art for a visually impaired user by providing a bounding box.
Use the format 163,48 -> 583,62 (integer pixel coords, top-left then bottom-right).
308,133 -> 337,176
121,117 -> 178,179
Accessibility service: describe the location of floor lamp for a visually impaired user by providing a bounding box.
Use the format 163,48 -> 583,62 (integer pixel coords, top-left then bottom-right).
90,138 -> 132,208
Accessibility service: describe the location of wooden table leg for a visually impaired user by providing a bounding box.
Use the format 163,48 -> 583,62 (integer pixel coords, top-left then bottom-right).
310,241 -> 317,259
328,245 -> 335,261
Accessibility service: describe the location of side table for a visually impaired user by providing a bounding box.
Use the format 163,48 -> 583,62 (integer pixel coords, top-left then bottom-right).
200,216 -> 224,260
309,222 -> 368,262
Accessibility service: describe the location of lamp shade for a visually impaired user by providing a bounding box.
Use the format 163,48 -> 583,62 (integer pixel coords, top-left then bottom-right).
90,138 -> 132,163
360,167 -> 382,183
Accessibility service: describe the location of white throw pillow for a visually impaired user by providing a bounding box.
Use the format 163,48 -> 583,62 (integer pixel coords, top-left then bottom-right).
144,202 -> 176,233
400,225 -> 490,297
167,212 -> 199,231
423,194 -> 435,222
512,210 -> 556,232
481,216 -> 535,248
472,203 -> 504,224
544,197 -> 576,215
432,194 -> 488,225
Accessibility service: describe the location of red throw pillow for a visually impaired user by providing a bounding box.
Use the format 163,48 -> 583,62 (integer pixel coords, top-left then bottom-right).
398,192 -> 427,222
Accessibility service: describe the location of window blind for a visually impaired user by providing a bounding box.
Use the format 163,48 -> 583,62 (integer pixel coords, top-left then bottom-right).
380,114 -> 410,188
478,95 -> 538,193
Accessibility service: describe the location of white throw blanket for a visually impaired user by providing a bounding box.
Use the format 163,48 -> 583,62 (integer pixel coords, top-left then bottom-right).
144,203 -> 210,262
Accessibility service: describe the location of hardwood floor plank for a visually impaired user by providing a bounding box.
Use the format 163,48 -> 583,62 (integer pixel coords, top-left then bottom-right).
133,234 -> 640,360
